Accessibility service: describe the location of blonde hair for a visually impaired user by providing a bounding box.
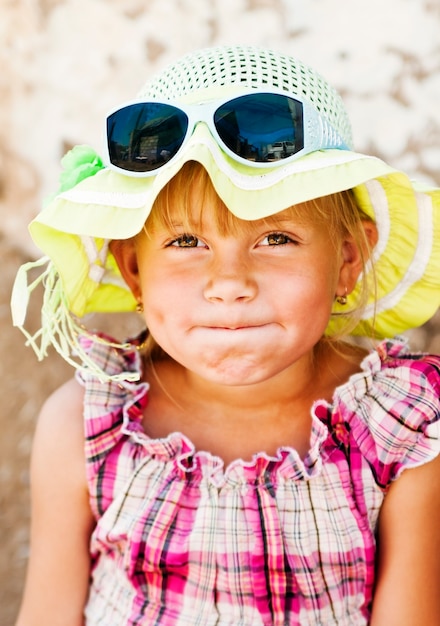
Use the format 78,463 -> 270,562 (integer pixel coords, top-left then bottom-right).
138,161 -> 376,357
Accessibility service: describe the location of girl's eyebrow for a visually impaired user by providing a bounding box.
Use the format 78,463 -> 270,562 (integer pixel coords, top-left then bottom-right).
155,221 -> 193,232
262,216 -> 307,227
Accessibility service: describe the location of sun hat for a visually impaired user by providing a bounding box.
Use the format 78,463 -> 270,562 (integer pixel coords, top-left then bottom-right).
11,44 -> 440,377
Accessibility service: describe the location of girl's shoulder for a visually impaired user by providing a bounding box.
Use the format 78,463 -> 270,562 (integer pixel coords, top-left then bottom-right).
38,376 -> 86,437
32,376 -> 88,495
323,337 -> 440,488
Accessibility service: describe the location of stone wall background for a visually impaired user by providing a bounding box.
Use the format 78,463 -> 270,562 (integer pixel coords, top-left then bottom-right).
1,0 -> 439,624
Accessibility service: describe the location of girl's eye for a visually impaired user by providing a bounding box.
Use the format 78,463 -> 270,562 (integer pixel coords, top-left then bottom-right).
169,234 -> 203,248
262,232 -> 293,246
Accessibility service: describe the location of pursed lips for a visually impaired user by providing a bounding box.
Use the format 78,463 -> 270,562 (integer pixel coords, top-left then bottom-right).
195,322 -> 271,331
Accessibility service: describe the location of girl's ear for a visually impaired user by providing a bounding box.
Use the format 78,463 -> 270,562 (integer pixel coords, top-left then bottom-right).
336,220 -> 378,298
110,239 -> 142,302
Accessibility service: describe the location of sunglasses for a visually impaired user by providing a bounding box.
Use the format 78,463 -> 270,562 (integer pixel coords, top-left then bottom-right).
104,89 -> 349,177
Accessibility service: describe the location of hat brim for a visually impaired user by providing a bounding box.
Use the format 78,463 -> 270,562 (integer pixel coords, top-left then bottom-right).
29,131 -> 440,337
34,125 -> 395,239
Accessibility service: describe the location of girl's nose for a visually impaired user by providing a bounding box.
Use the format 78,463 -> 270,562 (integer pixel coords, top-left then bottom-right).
203,251 -> 258,304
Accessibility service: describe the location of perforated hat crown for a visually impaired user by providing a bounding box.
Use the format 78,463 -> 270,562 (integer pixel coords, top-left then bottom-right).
139,45 -> 354,150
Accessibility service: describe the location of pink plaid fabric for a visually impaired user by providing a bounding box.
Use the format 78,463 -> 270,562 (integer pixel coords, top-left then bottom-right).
78,338 -> 440,625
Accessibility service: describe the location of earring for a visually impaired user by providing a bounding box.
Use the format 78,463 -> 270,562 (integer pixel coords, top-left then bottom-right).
335,288 -> 348,306
136,299 -> 144,313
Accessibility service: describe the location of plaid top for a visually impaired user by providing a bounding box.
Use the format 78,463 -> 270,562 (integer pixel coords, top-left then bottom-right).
79,338 -> 440,626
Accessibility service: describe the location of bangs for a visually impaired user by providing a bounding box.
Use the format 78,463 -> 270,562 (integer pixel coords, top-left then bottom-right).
145,162 -> 326,238
145,162 -> 243,237
145,161 -> 371,252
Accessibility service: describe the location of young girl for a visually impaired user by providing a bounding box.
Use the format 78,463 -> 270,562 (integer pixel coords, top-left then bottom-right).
12,45 -> 440,625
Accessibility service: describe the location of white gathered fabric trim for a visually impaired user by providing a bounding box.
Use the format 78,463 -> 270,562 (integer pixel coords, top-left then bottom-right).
361,186 -> 433,318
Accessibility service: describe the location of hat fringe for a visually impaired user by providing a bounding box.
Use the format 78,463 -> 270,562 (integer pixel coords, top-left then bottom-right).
11,258 -> 140,383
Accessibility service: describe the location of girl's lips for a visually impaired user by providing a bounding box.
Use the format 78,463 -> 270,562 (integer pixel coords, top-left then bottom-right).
196,323 -> 271,332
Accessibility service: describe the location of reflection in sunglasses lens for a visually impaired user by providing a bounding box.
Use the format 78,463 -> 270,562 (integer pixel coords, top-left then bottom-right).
214,94 -> 303,163
108,104 -> 189,172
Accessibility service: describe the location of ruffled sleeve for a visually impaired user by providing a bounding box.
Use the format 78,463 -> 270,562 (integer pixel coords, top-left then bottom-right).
332,339 -> 440,490
75,336 -> 149,517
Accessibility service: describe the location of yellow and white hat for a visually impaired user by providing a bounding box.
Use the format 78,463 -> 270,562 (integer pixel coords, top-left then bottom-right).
11,45 -> 440,374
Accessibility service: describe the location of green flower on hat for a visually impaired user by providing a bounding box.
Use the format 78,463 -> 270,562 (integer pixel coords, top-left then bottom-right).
58,145 -> 105,193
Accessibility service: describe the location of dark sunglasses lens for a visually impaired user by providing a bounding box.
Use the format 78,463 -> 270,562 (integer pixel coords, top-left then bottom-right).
107,103 -> 189,172
214,93 -> 304,163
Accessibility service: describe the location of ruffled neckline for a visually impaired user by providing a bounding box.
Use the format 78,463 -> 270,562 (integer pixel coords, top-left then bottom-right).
98,337 -> 411,486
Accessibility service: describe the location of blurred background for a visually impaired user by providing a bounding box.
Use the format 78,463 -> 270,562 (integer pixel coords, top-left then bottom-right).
1,0 -> 439,623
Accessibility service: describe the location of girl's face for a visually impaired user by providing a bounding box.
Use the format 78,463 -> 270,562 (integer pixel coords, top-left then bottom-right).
115,179 -> 361,388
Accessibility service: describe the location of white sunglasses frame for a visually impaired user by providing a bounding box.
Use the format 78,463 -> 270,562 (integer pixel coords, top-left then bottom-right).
103,88 -> 350,178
